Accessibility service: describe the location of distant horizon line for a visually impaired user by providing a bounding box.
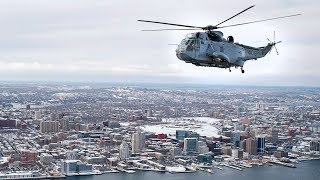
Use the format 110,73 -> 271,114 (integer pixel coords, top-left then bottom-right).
0,80 -> 319,89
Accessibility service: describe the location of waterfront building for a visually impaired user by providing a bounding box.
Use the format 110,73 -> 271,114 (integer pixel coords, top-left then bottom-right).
197,154 -> 213,164
274,151 -> 288,158
257,135 -> 266,153
232,149 -> 244,159
310,139 -> 320,152
119,141 -> 130,160
61,160 -> 93,175
245,138 -> 258,155
0,171 -> 44,179
40,120 -> 59,133
183,138 -> 198,154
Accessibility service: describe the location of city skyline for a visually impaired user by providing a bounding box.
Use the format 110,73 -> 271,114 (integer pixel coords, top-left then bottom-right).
0,0 -> 319,86
0,83 -> 319,179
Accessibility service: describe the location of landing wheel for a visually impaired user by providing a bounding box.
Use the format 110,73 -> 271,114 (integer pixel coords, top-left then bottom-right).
229,68 -> 231,72
241,69 -> 245,73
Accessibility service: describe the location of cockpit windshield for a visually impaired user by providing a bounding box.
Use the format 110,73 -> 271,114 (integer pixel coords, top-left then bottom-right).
181,33 -> 200,48
185,33 -> 196,38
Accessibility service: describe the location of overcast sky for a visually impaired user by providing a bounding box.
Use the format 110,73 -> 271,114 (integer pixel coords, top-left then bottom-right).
0,0 -> 318,86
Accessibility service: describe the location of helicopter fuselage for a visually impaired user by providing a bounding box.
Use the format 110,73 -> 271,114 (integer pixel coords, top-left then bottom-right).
176,31 -> 273,70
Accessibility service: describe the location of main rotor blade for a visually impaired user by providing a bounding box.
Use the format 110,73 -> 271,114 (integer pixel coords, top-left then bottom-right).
215,5 -> 255,26
217,14 -> 302,28
142,28 -> 200,31
138,20 -> 202,29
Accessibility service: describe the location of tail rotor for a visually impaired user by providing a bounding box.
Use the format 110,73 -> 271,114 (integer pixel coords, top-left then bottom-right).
267,31 -> 282,55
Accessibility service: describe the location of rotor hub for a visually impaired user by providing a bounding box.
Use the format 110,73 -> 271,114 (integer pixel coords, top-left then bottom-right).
203,25 -> 218,30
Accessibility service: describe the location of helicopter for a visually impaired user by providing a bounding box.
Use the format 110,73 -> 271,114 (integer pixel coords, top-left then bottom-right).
138,5 -> 301,73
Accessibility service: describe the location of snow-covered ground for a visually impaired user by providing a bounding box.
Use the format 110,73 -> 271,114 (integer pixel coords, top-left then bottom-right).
141,117 -> 221,137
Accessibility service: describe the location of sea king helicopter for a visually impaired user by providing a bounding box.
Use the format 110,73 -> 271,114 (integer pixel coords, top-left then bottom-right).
138,5 -> 301,73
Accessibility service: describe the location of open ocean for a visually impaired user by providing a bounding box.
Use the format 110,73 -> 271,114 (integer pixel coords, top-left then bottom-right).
66,160 -> 320,180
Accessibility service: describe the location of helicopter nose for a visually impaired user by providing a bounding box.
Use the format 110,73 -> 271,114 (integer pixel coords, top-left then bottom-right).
176,51 -> 193,61
176,51 -> 183,60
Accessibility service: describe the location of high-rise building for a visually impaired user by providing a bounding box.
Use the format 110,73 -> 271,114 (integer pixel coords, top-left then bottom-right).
169,147 -> 182,159
245,138 -> 257,155
271,128 -> 279,143
176,130 -> 192,140
231,131 -> 241,147
40,121 -> 59,133
183,138 -> 198,154
240,140 -> 247,152
256,102 -> 265,112
119,141 -> 130,160
34,111 -> 41,120
131,133 -> 140,154
198,141 -> 209,154
232,149 -> 244,159
257,135 -> 266,153
60,116 -> 73,131
131,130 -> 145,154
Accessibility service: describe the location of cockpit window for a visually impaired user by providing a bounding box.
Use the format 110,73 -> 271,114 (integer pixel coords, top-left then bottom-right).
186,33 -> 195,38
207,33 -> 222,42
182,38 -> 200,48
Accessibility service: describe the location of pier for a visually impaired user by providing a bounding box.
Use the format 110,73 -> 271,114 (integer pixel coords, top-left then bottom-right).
269,161 -> 296,168
222,163 -> 243,171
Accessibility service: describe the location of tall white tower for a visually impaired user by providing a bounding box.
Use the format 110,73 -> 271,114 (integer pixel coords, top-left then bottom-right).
119,141 -> 130,160
132,133 -> 140,154
131,129 -> 145,154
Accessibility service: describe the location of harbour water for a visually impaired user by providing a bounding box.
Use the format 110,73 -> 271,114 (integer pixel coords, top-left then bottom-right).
66,160 -> 320,180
